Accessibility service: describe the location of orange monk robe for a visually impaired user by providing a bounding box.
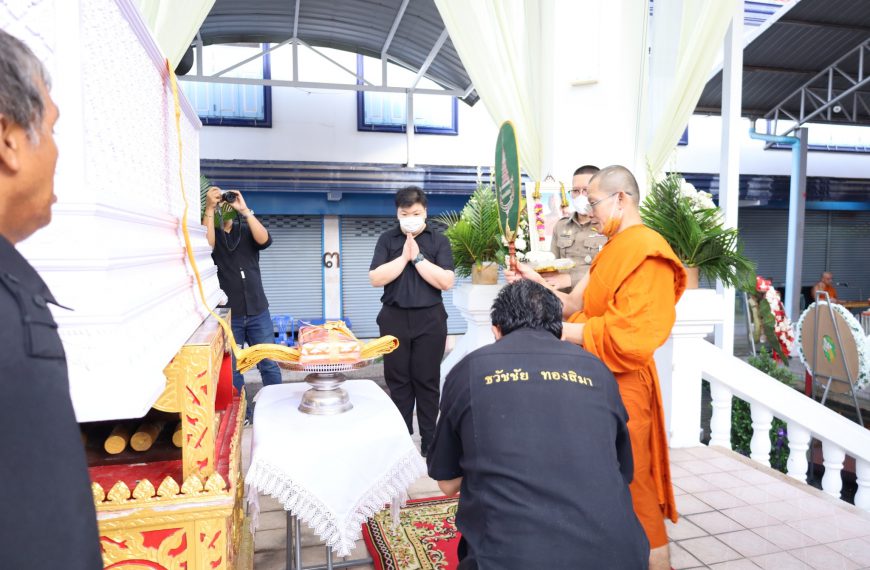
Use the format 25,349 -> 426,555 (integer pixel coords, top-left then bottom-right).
568,224 -> 686,549
822,283 -> 838,300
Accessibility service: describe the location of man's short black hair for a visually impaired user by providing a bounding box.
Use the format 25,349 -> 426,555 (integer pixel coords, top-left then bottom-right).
395,186 -> 428,209
491,280 -> 563,339
573,165 -> 600,176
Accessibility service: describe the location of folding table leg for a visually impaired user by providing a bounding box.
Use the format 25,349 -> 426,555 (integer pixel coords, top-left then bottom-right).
296,517 -> 303,570
286,512 -> 295,570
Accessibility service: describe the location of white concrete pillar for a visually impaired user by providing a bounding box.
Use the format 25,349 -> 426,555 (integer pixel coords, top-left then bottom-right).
715,12 -> 744,355
656,289 -> 724,447
440,284 -> 502,388
322,215 -> 342,319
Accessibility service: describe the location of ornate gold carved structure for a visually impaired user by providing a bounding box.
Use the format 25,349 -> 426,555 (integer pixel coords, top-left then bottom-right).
93,312 -> 249,569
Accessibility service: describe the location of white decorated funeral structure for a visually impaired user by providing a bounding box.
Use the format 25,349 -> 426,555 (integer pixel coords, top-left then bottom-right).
3,0 -> 222,422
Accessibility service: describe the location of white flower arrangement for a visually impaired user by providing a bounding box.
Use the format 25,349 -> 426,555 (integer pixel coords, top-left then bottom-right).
640,172 -> 755,290
679,180 -> 717,212
795,301 -> 870,390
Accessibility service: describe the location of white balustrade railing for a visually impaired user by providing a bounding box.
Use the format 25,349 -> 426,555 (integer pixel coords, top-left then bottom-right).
691,338 -> 870,510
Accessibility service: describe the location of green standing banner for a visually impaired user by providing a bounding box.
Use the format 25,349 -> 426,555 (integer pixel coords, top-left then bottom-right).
494,121 -> 522,270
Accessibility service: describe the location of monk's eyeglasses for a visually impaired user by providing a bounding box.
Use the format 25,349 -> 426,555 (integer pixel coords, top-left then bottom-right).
588,191 -> 621,210
570,186 -> 588,197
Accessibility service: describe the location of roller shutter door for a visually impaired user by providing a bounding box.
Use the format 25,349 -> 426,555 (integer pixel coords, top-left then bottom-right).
341,217 -> 469,339
258,215 -> 323,321
737,209 -> 828,287
827,212 -> 870,300
341,217 -> 395,339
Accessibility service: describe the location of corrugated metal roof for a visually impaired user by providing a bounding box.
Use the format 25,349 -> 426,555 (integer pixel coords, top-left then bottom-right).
698,0 -> 870,123
197,0 -> 478,104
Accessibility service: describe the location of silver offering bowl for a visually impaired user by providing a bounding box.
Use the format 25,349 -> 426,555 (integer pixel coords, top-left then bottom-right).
277,359 -> 376,415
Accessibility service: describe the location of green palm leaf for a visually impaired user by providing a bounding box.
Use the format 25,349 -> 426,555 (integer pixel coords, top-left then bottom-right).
640,172 -> 755,291
435,184 -> 504,278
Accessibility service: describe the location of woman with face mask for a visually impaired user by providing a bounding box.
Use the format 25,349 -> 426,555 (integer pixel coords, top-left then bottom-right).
369,186 -> 455,457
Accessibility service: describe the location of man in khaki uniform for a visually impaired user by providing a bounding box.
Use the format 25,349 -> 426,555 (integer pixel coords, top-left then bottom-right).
546,165 -> 608,292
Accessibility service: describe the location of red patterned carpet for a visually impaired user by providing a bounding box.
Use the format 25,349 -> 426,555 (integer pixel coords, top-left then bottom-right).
362,496 -> 461,570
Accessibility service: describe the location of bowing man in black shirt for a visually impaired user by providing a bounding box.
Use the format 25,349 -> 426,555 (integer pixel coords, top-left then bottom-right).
428,280 -> 649,570
0,30 -> 102,569
203,186 -> 282,420
370,186 -> 455,456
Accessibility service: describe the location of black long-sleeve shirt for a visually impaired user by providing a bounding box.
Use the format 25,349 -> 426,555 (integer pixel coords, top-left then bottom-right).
0,235 -> 102,569
211,220 -> 273,316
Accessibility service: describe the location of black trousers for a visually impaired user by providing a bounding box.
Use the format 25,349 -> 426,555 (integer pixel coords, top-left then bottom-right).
377,303 -> 448,448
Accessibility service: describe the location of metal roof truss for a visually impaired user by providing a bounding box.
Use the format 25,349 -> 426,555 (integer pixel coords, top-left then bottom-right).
182,25 -> 462,98
764,38 -> 870,144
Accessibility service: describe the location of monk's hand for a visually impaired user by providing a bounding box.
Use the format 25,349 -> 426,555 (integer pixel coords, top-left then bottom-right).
561,322 -> 584,346
503,266 -> 521,284
505,262 -> 544,285
542,272 -> 571,290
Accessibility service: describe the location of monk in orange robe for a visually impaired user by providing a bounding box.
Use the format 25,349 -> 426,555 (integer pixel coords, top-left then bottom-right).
507,165 -> 685,570
811,271 -> 838,303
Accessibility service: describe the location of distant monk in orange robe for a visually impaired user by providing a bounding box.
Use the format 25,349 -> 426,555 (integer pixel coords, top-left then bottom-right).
811,271 -> 839,303
506,165 -> 685,570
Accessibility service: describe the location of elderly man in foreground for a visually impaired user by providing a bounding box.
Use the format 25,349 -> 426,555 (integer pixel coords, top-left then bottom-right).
0,29 -> 102,569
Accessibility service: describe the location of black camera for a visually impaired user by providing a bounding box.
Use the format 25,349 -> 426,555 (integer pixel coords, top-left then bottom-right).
221,191 -> 239,204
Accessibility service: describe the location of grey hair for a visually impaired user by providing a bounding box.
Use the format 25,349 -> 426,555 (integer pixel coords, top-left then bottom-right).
0,29 -> 51,141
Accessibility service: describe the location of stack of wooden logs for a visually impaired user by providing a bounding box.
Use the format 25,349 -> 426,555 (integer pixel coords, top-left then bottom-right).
101,421 -> 184,455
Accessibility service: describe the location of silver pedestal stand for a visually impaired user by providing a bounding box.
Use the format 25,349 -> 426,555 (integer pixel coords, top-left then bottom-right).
277,359 -> 377,416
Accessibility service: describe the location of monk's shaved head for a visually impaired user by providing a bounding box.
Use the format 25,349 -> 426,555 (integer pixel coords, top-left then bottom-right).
589,165 -> 641,205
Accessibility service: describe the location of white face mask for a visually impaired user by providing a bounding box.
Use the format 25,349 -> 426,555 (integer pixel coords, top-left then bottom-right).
572,194 -> 590,215
399,216 -> 425,234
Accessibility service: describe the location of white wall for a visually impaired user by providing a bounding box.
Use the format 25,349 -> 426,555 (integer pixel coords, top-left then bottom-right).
196,30 -> 870,184
197,45 -> 498,167
676,115 -> 870,179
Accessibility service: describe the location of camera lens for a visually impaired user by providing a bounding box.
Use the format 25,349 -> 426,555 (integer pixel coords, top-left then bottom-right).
222,191 -> 237,204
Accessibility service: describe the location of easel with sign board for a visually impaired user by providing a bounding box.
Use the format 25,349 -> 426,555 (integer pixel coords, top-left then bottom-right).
800,291 -> 865,426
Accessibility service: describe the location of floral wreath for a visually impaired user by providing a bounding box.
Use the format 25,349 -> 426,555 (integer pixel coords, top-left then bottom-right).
795,299 -> 870,390
754,277 -> 795,363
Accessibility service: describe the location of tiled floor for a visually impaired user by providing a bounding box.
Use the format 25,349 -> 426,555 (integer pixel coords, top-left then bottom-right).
668,446 -> 870,569
241,377 -> 870,569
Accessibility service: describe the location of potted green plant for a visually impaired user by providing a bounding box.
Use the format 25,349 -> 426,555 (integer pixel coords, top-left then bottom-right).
437,183 -> 503,285
640,172 -> 755,291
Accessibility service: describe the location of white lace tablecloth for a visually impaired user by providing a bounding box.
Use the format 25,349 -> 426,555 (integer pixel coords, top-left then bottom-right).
245,380 -> 426,556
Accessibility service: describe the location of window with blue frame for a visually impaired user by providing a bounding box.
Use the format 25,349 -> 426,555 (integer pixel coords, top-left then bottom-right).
180,44 -> 272,128
356,55 -> 458,135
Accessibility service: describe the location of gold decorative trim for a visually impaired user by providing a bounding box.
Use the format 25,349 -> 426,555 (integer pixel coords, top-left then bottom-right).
95,473 -> 231,511
228,393 -> 246,490
97,504 -> 234,531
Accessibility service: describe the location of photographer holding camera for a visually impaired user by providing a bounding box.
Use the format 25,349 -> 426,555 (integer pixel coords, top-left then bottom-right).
203,186 -> 281,422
